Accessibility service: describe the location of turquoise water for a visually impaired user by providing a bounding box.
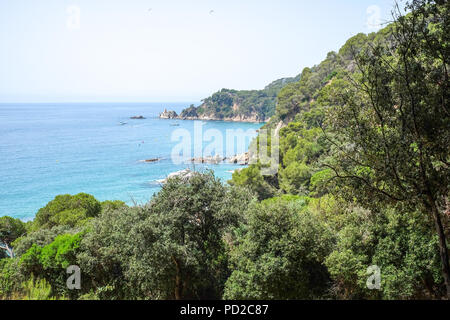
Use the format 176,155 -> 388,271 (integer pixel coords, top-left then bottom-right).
0,103 -> 261,220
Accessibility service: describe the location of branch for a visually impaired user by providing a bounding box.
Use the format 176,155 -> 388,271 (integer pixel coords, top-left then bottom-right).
323,163 -> 406,201
0,242 -> 14,258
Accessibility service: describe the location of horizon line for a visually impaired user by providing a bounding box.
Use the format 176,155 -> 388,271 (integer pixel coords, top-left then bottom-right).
0,100 -> 201,104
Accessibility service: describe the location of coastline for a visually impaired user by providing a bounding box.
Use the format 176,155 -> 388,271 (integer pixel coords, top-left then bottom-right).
159,108 -> 268,123
1,102 -> 260,220
175,116 -> 267,124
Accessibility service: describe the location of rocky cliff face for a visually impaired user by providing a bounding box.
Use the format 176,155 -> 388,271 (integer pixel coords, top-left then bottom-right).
159,109 -> 178,119
179,109 -> 266,123
178,105 -> 198,119
177,74 -> 301,123
178,98 -> 269,123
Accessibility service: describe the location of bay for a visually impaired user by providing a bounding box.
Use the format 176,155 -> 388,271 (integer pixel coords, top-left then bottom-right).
0,102 -> 261,220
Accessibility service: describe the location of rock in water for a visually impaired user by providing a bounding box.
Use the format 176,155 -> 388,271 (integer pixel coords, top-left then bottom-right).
157,169 -> 194,184
159,109 -> 178,119
228,152 -> 250,165
139,158 -> 162,163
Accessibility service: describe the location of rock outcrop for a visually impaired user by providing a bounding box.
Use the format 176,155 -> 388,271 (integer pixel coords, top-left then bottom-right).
139,158 -> 162,163
157,169 -> 194,184
189,153 -> 250,165
177,74 -> 301,123
178,105 -> 198,119
190,155 -> 226,164
159,109 -> 178,119
228,152 -> 250,165
179,112 -> 265,123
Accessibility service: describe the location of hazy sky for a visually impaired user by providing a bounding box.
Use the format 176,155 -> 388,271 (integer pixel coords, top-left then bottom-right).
0,0 -> 397,102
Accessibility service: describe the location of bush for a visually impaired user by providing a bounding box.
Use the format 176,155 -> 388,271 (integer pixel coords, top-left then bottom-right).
79,172 -> 253,299
224,196 -> 334,299
325,206 -> 444,299
32,193 -> 101,230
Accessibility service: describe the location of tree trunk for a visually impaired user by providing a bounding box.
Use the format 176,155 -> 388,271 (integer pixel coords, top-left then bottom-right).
172,256 -> 183,300
0,242 -> 14,258
429,197 -> 450,299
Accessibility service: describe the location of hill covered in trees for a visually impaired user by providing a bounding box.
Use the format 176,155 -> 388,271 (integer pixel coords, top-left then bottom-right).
1,0 -> 449,300
178,75 -> 300,122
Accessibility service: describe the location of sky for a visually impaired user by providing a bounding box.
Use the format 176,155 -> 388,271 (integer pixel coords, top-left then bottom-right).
0,0 -> 398,103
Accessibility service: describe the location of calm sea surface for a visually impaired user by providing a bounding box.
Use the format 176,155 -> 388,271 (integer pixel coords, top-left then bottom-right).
0,103 -> 261,220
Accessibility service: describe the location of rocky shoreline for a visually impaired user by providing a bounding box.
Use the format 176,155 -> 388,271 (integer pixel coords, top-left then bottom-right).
190,152 -> 250,165
142,153 -> 250,166
150,152 -> 251,184
159,108 -> 266,123
159,109 -> 178,119
156,154 -> 249,184
178,115 -> 266,123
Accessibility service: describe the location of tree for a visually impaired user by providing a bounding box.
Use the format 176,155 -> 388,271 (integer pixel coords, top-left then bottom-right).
12,225 -> 74,257
224,196 -> 334,299
100,200 -> 127,212
229,165 -> 277,200
325,205 -> 443,299
0,216 -> 26,258
77,205 -> 143,299
0,258 -> 24,298
79,171 -> 253,299
32,193 -> 102,230
325,0 -> 450,297
19,233 -> 82,298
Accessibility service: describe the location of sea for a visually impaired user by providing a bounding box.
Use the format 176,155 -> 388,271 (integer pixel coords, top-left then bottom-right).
0,102 -> 262,221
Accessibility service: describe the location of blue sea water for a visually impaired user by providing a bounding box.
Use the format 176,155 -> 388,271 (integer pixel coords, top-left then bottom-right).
0,103 -> 262,221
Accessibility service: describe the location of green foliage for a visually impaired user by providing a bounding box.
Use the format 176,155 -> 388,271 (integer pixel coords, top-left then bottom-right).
276,123 -> 328,195
2,0 -> 447,301
338,33 -> 370,60
77,206 -> 142,299
224,196 -> 334,299
79,172 -> 253,299
101,200 -> 127,212
229,165 -> 277,201
19,244 -> 43,276
323,0 -> 450,296
180,75 -> 301,121
39,233 -> 81,270
279,161 -> 311,194
309,169 -> 334,197
33,193 -> 101,230
326,206 -> 443,299
12,225 -> 74,257
21,276 -> 56,300
0,216 -> 26,257
0,258 -> 24,299
19,233 -> 82,298
276,50 -> 340,122
0,216 -> 26,244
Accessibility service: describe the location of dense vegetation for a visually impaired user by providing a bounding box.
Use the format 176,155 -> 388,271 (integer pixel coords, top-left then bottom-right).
179,75 -> 300,121
1,0 -> 448,300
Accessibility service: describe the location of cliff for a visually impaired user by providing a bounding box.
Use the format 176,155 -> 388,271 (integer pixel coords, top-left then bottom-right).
177,75 -> 301,123
159,109 -> 178,119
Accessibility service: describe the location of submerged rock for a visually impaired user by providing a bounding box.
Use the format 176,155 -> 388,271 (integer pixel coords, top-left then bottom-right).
130,115 -> 146,119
